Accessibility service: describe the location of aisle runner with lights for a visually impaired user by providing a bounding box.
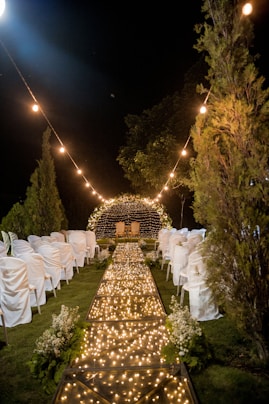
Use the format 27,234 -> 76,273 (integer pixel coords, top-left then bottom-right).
53,243 -> 196,403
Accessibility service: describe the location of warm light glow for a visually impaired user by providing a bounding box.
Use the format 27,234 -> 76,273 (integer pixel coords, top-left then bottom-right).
200,105 -> 207,114
77,168 -> 82,175
181,149 -> 187,156
60,146 -> 65,153
85,182 -> 90,187
164,185 -> 168,191
242,2 -> 253,15
32,104 -> 39,112
170,172 -> 175,178
0,0 -> 5,17
55,243 -> 192,402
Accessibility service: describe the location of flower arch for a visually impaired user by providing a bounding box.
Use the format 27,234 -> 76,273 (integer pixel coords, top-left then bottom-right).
87,194 -> 172,239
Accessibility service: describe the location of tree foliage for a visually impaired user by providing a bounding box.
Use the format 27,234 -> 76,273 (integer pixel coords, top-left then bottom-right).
1,127 -> 68,238
117,62 -> 207,227
190,0 -> 269,362
117,94 -> 180,194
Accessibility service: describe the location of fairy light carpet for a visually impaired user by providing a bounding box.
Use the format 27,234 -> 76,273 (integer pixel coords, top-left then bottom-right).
52,242 -> 197,403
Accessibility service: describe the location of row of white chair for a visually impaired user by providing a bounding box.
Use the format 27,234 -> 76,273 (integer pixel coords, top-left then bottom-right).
0,230 -> 100,338
0,256 -> 42,331
156,227 -> 222,322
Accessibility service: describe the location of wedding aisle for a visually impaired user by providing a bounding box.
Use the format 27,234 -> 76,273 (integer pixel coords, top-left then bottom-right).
52,242 -> 197,403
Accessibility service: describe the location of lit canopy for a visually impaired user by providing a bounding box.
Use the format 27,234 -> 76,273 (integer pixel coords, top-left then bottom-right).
87,194 -> 172,239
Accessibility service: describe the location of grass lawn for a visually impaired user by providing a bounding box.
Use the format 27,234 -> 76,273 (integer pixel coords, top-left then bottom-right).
0,247 -> 269,404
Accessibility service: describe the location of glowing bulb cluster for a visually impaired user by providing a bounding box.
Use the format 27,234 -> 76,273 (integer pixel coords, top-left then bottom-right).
54,242 -> 194,403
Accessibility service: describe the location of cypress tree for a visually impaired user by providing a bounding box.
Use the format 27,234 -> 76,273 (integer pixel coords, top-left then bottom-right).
24,127 -> 68,235
190,0 -> 269,362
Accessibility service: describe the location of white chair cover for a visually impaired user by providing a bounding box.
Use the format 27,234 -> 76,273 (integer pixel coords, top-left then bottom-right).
1,231 -> 10,254
168,232 -> 187,259
160,229 -> 177,270
52,241 -> 74,281
172,243 -> 190,287
0,241 -> 7,257
181,248 -> 222,321
158,229 -> 172,257
27,235 -> 42,250
41,235 -> 57,242
36,244 -> 62,289
12,239 -> 35,257
50,231 -> 65,242
178,227 -> 189,237
188,228 -> 207,240
19,253 -> 47,306
8,232 -> 18,256
67,230 -> 87,267
0,257 -> 32,327
85,230 -> 100,260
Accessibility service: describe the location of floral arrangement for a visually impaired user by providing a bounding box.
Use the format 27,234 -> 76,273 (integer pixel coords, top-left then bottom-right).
162,295 -> 213,372
28,305 -> 88,394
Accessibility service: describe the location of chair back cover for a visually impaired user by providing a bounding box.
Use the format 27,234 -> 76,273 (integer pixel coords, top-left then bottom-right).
36,244 -> 62,289
85,230 -> 98,259
19,253 -> 47,306
41,235 -> 57,243
8,232 -> 18,256
12,239 -> 35,257
52,241 -> 74,280
172,243 -> 190,286
50,232 -> 65,242
158,229 -> 172,257
0,241 -> 7,257
67,230 -> 87,267
168,233 -> 187,259
0,257 -> 32,327
27,235 -> 42,250
185,247 -> 222,321
1,231 -> 11,254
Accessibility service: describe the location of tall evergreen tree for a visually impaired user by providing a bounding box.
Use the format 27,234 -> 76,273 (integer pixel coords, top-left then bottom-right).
190,0 -> 269,361
0,202 -> 26,239
23,127 -> 68,235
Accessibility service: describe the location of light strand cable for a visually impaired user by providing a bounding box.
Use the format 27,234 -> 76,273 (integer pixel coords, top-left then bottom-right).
0,38 -> 102,198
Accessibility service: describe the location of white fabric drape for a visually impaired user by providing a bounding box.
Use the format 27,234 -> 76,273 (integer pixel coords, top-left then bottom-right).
19,253 -> 47,306
52,241 -> 74,281
0,241 -> 7,257
12,239 -> 35,257
50,231 -> 65,242
36,244 -> 62,289
67,230 -> 87,267
0,257 -> 32,327
85,230 -> 100,259
182,247 -> 222,321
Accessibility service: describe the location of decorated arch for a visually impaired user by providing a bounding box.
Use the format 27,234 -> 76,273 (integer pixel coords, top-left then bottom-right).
87,194 -> 172,239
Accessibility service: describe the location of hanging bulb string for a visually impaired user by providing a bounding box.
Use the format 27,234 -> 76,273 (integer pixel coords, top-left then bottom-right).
0,38 -> 104,200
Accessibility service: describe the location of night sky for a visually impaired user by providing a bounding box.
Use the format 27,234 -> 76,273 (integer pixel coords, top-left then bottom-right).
0,0 -> 269,229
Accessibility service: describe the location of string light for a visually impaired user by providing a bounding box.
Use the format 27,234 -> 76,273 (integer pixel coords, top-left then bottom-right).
32,104 -> 39,112
0,37 -> 107,203
154,2 -> 254,202
242,2 -> 253,16
1,1 -> 259,209
54,243 -> 194,402
0,0 -> 5,17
